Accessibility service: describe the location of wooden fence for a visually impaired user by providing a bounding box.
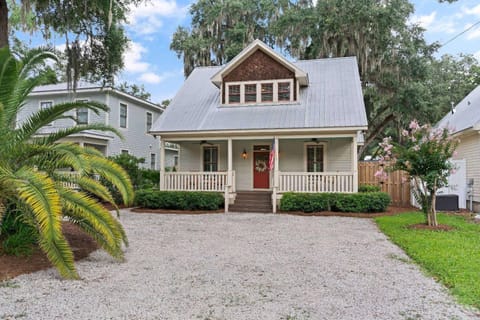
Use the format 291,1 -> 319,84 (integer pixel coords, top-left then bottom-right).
358,161 -> 411,207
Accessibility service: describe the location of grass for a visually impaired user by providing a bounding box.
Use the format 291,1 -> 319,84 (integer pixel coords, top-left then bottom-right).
375,212 -> 480,309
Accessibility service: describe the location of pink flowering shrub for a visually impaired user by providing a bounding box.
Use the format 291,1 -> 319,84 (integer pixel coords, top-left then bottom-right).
375,120 -> 459,226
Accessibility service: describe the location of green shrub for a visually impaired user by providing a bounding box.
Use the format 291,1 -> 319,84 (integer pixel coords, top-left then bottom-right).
134,190 -> 224,210
0,209 -> 37,256
280,192 -> 391,213
358,184 -> 381,193
139,169 -> 160,188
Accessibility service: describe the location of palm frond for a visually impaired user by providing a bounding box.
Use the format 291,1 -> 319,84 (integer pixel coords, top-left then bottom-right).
77,176 -> 118,212
60,188 -> 127,258
13,168 -> 78,279
87,156 -> 134,206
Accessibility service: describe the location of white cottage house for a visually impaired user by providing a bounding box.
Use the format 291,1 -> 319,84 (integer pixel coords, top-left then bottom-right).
437,85 -> 480,211
150,40 -> 368,212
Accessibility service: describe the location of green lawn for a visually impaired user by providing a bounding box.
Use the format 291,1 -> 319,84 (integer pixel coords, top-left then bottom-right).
375,212 -> 480,309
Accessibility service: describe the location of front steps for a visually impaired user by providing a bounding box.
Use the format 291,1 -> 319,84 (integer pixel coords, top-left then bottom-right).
229,191 -> 273,213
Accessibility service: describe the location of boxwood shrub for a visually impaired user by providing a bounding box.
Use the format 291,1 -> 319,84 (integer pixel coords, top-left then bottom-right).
280,192 -> 391,213
358,184 -> 382,193
134,190 -> 224,210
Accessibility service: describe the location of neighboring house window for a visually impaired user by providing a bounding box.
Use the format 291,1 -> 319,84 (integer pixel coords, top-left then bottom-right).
76,99 -> 89,125
203,146 -> 218,172
121,150 -> 129,155
261,83 -> 274,102
306,145 -> 324,172
228,85 -> 240,104
120,103 -> 127,128
76,108 -> 88,125
150,153 -> 156,170
40,101 -> 53,126
146,112 -> 152,132
224,79 -> 294,105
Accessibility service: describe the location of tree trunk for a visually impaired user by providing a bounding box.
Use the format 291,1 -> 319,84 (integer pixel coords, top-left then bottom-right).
0,0 -> 8,48
429,189 -> 438,227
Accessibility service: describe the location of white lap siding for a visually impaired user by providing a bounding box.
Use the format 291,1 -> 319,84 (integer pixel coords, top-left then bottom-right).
453,133 -> 480,205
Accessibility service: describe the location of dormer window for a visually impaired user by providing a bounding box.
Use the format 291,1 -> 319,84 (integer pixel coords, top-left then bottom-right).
228,85 -> 240,104
224,79 -> 294,105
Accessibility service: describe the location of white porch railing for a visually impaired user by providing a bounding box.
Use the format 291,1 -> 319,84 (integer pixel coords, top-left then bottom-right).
164,171 -> 235,192
278,171 -> 355,193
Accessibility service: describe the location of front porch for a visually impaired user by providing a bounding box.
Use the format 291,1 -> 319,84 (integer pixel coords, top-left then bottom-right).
158,134 -> 359,213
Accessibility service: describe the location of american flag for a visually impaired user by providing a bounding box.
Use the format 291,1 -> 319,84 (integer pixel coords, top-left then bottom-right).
268,139 -> 275,170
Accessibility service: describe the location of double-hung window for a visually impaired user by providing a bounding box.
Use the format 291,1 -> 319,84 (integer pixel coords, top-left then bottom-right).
120,103 -> 127,128
203,146 -> 218,172
150,153 -> 156,170
306,145 -> 324,172
146,112 -> 153,132
40,101 -> 53,126
76,99 -> 89,125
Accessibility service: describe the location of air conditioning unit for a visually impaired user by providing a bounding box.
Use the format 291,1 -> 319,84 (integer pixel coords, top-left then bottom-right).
435,194 -> 459,211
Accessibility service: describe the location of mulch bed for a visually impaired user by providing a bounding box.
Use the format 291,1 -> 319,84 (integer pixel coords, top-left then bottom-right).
0,223 -> 98,281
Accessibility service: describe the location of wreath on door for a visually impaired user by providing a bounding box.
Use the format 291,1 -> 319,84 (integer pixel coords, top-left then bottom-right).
255,159 -> 268,172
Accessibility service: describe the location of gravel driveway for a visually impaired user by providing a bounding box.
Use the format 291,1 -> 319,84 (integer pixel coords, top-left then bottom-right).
0,210 -> 477,320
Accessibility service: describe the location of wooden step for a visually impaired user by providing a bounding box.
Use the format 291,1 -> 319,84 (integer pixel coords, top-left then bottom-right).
230,191 -> 273,213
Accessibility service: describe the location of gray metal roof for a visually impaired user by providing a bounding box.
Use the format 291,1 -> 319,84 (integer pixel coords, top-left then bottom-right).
32,81 -> 101,92
437,85 -> 480,134
151,57 -> 368,134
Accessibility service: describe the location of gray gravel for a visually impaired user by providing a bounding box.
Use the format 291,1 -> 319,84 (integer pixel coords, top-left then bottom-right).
0,210 -> 478,320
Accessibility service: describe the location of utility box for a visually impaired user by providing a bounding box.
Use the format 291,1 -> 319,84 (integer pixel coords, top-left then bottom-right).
435,194 -> 459,211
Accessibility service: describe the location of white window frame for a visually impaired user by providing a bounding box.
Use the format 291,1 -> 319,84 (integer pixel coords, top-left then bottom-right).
304,142 -> 327,172
224,79 -> 294,105
121,149 -> 129,155
39,100 -> 54,126
150,153 -> 156,170
146,111 -> 153,132
200,144 -> 220,172
119,103 -> 128,129
76,99 -> 89,125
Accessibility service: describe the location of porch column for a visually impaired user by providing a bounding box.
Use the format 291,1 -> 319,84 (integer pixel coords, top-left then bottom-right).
273,136 -> 279,213
352,135 -> 358,192
159,137 -> 165,190
226,138 -> 233,213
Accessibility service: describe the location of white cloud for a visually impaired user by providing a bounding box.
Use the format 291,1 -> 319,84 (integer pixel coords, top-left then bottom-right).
410,11 -> 437,29
462,4 -> 480,17
123,41 -> 149,73
127,0 -> 188,35
139,72 -> 163,84
466,26 -> 480,40
138,69 -> 182,84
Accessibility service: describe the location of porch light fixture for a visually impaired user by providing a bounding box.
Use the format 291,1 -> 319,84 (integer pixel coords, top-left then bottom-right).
241,149 -> 248,160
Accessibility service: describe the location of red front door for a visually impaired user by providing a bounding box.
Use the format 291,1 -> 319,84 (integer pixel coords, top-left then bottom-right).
253,151 -> 270,189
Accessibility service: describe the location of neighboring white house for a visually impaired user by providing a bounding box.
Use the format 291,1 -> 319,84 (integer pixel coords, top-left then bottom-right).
150,40 -> 368,212
437,85 -> 480,211
19,82 -> 178,170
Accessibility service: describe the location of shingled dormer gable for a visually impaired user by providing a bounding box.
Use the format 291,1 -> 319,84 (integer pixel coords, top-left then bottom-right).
210,40 -> 308,105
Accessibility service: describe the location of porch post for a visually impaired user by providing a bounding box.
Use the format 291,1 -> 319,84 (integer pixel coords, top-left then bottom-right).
273,136 -> 279,213
226,138 -> 233,213
159,137 -> 165,190
352,135 -> 358,192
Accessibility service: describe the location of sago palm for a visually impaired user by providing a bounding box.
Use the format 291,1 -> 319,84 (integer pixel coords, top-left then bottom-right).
0,47 -> 134,279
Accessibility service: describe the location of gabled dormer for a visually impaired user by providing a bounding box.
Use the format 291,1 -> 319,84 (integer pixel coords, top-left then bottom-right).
211,40 -> 308,106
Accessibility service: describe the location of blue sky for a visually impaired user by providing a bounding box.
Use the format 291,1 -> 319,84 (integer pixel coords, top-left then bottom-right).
17,0 -> 480,104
